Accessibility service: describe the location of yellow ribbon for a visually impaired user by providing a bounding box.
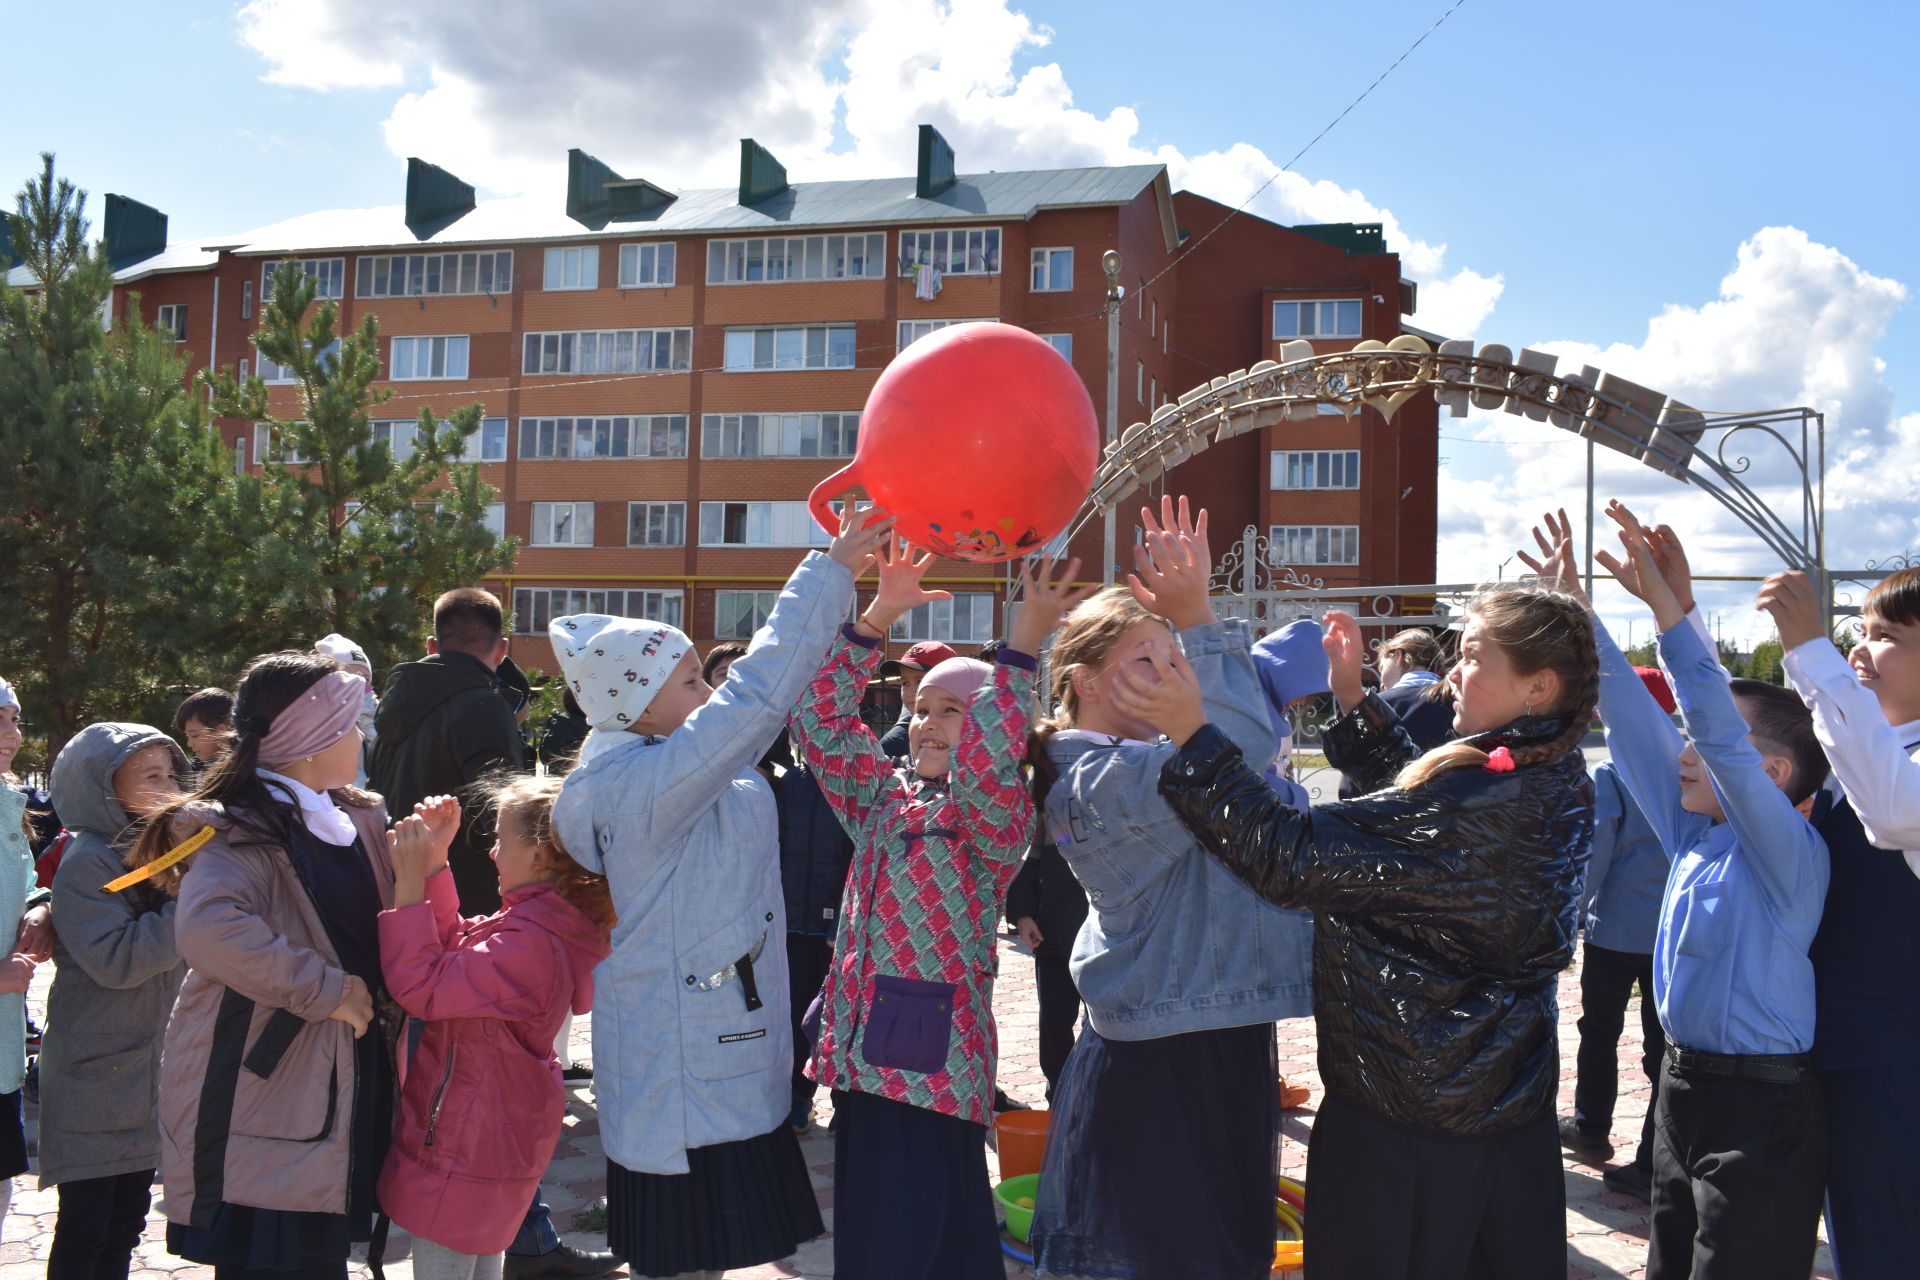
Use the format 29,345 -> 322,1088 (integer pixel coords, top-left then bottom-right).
103,825 -> 214,892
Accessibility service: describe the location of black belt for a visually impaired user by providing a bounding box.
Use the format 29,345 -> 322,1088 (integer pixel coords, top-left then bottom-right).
1667,1044 -> 1812,1085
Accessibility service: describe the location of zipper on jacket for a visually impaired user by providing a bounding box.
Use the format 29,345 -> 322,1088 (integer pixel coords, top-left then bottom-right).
424,1043 -> 457,1147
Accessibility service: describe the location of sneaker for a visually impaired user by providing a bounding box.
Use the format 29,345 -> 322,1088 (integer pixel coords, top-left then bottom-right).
1603,1162 -> 1653,1203
561,1062 -> 593,1082
1557,1116 -> 1613,1161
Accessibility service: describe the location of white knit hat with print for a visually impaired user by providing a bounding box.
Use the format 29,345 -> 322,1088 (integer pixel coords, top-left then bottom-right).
549,614 -> 693,730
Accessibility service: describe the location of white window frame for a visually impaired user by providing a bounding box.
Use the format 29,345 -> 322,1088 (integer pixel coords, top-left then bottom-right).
896,317 -> 996,352
255,338 -> 339,385
618,242 -> 677,288
890,593 -> 995,644
543,245 -> 600,291
240,280 -> 254,320
1038,333 -> 1073,361
514,587 -> 683,635
356,251 -> 514,299
517,415 -> 688,460
1270,450 -> 1362,491
522,328 -> 692,375
1269,525 -> 1361,566
389,335 -> 470,381
252,422 -> 313,465
706,233 -> 887,284
627,501 -> 687,547
368,420 -> 427,461
722,325 -> 857,372
700,412 -> 858,459
456,417 -> 509,463
897,226 -> 1001,276
714,590 -> 780,640
1271,298 -> 1364,340
530,501 -> 596,547
1029,246 -> 1073,292
262,257 -> 346,301
156,303 -> 187,342
697,501 -> 832,548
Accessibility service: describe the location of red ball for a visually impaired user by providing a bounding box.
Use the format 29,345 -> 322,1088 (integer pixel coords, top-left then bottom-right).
809,322 -> 1099,563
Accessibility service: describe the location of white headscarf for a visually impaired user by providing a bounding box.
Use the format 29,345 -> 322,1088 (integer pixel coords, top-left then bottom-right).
549,614 -> 692,730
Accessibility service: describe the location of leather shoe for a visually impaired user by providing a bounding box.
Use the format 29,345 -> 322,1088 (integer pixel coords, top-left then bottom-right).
1557,1115 -> 1612,1161
1603,1161 -> 1653,1203
502,1244 -> 623,1279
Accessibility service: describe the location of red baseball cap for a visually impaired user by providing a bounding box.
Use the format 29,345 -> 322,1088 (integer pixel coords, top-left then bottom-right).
880,642 -> 959,678
1633,665 -> 1677,714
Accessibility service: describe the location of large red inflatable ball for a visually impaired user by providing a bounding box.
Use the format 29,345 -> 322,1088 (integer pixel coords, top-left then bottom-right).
808,322 -> 1099,563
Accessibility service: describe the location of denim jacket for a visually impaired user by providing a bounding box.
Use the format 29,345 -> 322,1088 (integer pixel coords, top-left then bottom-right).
1045,618 -> 1313,1040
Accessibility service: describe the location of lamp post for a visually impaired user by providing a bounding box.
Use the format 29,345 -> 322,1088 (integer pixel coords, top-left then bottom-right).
1102,249 -> 1123,586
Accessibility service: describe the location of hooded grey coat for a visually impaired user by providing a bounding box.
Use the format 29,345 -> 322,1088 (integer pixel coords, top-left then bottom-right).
40,722 -> 191,1187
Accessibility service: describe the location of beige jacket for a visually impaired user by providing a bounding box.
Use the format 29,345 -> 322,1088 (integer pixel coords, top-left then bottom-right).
157,798 -> 393,1224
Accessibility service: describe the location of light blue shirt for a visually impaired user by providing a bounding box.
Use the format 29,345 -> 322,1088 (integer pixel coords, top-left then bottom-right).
1595,618 -> 1829,1055
1578,762 -> 1670,953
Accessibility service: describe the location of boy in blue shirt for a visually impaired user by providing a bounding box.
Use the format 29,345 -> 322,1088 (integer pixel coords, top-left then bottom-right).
1526,503 -> 1831,1280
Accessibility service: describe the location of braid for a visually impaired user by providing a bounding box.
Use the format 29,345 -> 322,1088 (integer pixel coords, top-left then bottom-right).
1507,595 -> 1599,768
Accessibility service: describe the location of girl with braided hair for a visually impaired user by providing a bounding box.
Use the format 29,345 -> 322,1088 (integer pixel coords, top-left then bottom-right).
1109,586 -> 1599,1280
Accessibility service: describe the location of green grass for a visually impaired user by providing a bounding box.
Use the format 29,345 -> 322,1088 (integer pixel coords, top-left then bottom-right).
569,1202 -> 609,1235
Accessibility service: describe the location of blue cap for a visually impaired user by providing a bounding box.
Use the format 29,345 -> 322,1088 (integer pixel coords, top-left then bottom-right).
1251,620 -> 1330,738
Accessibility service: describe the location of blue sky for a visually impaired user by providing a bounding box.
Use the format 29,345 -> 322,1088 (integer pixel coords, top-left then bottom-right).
8,0 -> 1915,645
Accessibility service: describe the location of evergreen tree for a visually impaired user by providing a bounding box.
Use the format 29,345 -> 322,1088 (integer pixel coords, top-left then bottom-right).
0,155 -> 239,757
205,258 -> 517,674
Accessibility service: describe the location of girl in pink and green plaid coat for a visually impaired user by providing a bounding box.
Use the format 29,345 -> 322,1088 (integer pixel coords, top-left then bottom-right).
793,542 -> 1091,1280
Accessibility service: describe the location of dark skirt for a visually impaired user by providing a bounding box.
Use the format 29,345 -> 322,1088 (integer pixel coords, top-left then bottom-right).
832,1089 -> 1002,1280
166,1204 -> 353,1273
606,1124 -> 824,1276
0,1090 -> 25,1179
1030,1021 -> 1277,1280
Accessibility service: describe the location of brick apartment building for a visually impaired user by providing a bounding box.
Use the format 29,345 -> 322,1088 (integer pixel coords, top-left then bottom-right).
25,127 -> 1439,675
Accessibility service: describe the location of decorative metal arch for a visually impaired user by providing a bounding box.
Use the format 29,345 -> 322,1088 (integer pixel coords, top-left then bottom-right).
1058,335 -> 1826,589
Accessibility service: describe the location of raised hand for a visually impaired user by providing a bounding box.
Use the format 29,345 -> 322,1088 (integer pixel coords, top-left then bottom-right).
857,536 -> 952,637
824,492 -> 896,575
1643,524 -> 1698,616
1756,569 -> 1827,651
1010,556 -> 1095,656
1127,494 -> 1216,630
1515,508 -> 1587,606
1109,646 -> 1207,746
1595,500 -> 1685,630
1321,610 -> 1369,713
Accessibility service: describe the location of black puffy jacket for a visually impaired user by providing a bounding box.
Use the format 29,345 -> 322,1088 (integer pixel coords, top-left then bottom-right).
774,756 -> 855,939
1159,695 -> 1593,1139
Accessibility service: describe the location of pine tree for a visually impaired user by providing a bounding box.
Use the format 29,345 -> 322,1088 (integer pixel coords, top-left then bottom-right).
205,258 -> 517,674
0,155 -> 239,757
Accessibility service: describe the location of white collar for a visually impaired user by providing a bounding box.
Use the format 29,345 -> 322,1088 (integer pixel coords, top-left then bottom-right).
1051,727 -> 1161,750
256,768 -> 358,846
1393,670 -> 1441,688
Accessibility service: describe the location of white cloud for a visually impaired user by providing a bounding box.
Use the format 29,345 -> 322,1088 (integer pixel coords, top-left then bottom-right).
235,0 -> 1500,336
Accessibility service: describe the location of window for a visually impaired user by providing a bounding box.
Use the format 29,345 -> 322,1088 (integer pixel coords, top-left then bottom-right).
1136,360 -> 1144,403
255,339 -> 339,385
707,233 -> 887,284
1039,333 -> 1073,361
1029,247 -> 1073,292
389,335 -> 470,380
530,502 -> 595,547
156,304 -> 187,341
698,501 -> 831,548
896,318 -> 996,351
252,422 -> 313,465
356,251 -> 514,298
897,227 -> 1001,276
414,500 -> 506,539
518,415 -> 688,459
232,436 -> 248,474
543,245 -> 599,290
457,417 -> 509,463
701,412 -> 858,459
715,590 -> 779,640
627,502 -> 687,547
891,593 -> 995,644
522,328 -> 692,374
722,325 -> 856,371
1149,376 -> 1157,408
1270,450 -> 1361,490
368,420 -> 426,461
514,587 -> 683,635
240,281 -> 254,320
1271,299 -> 1363,340
262,257 -> 346,301
618,242 -> 677,287
1270,525 -> 1360,566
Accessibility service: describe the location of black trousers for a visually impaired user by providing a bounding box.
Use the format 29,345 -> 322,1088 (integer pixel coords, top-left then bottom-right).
1820,1064 -> 1920,1280
48,1169 -> 155,1280
1305,1097 -> 1565,1279
1573,941 -> 1665,1167
786,932 -> 833,1110
1647,1055 -> 1829,1280
1032,952 -> 1082,1103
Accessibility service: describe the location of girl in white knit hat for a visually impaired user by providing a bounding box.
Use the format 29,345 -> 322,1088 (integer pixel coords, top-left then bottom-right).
547,502 -> 891,1280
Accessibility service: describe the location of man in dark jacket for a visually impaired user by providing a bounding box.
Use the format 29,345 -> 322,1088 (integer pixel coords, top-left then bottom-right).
773,741 -> 856,1131
371,589 -> 524,915
1005,832 -> 1088,1101
876,641 -> 957,758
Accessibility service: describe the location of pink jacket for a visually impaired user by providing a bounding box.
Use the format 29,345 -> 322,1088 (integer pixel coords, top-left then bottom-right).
375,869 -> 610,1256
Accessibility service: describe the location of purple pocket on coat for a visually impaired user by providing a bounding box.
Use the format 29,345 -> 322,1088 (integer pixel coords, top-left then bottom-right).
801,989 -> 825,1047
859,974 -> 958,1075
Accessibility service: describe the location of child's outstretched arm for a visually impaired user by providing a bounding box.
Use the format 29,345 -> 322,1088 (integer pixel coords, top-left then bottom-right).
1765,569 -> 1920,865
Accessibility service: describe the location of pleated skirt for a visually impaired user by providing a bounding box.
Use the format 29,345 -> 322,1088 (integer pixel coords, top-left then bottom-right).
605,1124 -> 824,1277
